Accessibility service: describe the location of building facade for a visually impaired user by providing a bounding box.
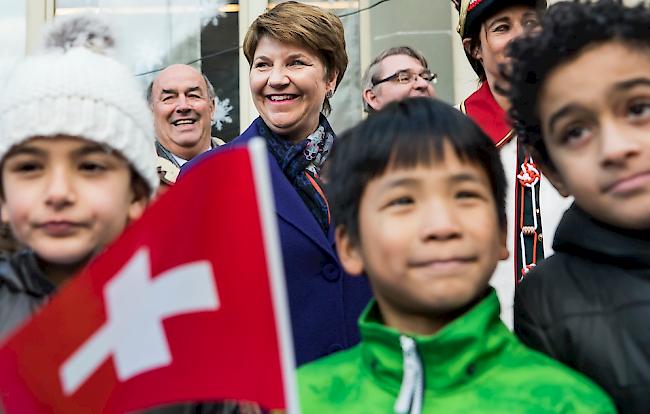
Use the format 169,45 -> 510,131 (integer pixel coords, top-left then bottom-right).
2,0 -> 579,141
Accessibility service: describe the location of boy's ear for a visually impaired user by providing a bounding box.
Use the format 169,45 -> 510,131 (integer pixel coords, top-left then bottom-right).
128,197 -> 147,223
498,225 -> 509,261
335,225 -> 365,276
0,186 -> 9,224
129,199 -> 147,221
127,178 -> 150,223
0,205 -> 8,225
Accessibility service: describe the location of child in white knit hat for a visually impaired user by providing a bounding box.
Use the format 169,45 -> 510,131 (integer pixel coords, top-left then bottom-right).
0,16 -> 158,340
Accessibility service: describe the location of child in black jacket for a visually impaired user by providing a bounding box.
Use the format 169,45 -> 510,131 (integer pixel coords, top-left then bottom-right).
507,1 -> 650,412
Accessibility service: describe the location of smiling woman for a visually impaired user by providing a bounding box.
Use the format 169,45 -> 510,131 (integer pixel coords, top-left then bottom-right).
183,1 -> 371,367
248,35 -> 337,144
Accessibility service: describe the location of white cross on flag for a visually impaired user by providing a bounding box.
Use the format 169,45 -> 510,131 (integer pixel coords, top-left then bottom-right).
0,139 -> 297,413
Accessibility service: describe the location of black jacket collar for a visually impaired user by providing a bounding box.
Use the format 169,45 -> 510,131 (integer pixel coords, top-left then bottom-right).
554,204 -> 650,268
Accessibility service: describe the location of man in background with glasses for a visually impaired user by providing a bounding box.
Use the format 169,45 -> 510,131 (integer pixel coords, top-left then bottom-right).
361,46 -> 437,113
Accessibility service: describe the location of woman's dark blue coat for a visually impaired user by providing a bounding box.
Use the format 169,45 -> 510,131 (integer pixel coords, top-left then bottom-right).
183,118 -> 372,366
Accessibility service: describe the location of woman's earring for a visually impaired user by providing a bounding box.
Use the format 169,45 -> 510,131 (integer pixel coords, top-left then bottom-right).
326,90 -> 333,99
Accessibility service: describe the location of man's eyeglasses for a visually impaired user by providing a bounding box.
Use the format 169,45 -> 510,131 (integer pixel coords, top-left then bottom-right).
372,70 -> 438,87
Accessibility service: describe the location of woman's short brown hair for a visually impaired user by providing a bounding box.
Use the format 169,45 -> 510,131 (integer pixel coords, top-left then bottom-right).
243,1 -> 348,115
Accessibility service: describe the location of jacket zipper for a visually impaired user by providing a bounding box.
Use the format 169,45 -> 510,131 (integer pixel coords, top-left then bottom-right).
394,335 -> 423,414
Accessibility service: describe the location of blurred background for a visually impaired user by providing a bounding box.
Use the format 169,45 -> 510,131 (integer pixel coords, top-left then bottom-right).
0,0 -> 612,142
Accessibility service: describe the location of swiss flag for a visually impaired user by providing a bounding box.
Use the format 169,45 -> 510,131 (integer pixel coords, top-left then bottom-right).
0,139 -> 298,413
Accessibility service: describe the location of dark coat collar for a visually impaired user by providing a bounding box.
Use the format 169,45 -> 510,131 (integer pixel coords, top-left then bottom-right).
235,118 -> 337,258
181,118 -> 338,259
213,117 -> 336,259
554,204 -> 650,268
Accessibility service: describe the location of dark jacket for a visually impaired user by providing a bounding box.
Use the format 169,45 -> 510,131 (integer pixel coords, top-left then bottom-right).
184,118 -> 373,366
0,250 -> 55,342
515,203 -> 650,414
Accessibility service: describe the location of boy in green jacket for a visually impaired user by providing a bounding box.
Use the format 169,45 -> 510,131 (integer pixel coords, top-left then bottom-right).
297,98 -> 615,413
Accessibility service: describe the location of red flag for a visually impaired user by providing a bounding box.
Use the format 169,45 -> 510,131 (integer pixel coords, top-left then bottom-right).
0,139 -> 298,413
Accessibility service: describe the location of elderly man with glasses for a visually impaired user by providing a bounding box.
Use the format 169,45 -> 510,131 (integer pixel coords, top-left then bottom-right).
147,64 -> 225,189
361,46 -> 437,113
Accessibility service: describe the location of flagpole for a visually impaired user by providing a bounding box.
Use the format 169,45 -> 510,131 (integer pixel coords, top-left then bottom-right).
249,137 -> 300,414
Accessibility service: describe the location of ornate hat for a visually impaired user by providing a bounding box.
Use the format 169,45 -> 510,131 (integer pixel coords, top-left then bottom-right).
452,0 -> 547,38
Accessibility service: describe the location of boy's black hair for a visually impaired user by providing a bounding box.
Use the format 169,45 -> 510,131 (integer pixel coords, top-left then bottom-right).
324,97 -> 506,245
506,0 -> 650,169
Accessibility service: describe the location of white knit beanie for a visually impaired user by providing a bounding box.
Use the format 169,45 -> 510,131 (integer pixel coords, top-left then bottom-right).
0,16 -> 158,196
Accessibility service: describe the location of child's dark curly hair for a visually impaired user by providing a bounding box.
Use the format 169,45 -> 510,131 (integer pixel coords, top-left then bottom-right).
506,0 -> 650,169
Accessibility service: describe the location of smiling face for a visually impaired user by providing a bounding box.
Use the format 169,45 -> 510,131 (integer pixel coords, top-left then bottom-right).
336,141 -> 508,335
151,64 -> 215,161
539,42 -> 650,230
249,35 -> 338,143
0,136 -> 147,273
363,54 -> 435,112
467,5 -> 540,86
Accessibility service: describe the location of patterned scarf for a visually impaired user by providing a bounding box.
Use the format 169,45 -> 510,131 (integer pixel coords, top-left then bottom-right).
260,115 -> 335,233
